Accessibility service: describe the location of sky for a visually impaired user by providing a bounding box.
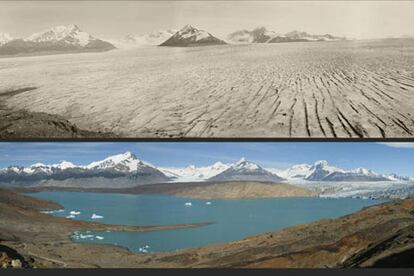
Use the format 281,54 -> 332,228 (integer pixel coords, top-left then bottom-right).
1,1 -> 414,40
0,142 -> 413,176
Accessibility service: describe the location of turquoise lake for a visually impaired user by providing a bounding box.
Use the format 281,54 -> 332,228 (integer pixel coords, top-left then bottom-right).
30,192 -> 383,253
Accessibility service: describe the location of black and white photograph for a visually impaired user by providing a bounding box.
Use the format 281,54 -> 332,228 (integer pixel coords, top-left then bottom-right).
1,1 -> 414,138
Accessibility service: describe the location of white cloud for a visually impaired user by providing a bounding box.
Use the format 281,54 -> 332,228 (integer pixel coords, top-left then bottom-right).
378,142 -> 414,148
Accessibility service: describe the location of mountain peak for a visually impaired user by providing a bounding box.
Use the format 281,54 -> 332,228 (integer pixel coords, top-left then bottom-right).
107,151 -> 138,162
180,24 -> 197,33
233,158 -> 261,171
237,157 -> 247,164
314,160 -> 329,167
25,24 -> 95,46
159,25 -> 226,47
53,161 -> 76,170
253,26 -> 267,32
85,151 -> 143,172
209,158 -> 284,182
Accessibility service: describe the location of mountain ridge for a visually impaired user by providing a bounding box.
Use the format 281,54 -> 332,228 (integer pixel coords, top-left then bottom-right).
0,24 -> 116,56
0,153 -> 410,188
227,26 -> 346,44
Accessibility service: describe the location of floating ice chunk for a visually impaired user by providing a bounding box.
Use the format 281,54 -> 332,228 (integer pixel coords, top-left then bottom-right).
66,214 -> 75,219
91,213 -> 104,219
184,202 -> 192,206
70,211 -> 81,215
205,202 -> 212,205
95,236 -> 104,240
41,209 -> 64,214
79,234 -> 94,239
138,247 -> 148,253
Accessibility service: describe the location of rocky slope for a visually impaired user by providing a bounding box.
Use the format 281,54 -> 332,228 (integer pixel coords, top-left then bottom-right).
0,87 -> 116,138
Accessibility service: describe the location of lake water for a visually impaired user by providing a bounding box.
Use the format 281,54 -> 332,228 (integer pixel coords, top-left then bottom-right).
30,192 -> 383,253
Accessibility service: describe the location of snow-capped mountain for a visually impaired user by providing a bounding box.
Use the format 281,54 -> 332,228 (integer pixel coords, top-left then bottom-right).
275,30 -> 345,42
25,24 -> 93,46
160,162 -> 230,182
0,24 -> 115,56
159,25 -> 226,47
277,164 -> 313,179
209,158 -> 285,182
278,160 -> 404,182
0,155 -> 410,191
227,27 -> 346,44
85,151 -> 150,172
0,33 -> 13,45
227,27 -> 281,43
114,29 -> 177,48
0,152 -> 169,187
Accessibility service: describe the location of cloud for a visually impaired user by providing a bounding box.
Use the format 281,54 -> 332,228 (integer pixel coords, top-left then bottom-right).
378,142 -> 414,148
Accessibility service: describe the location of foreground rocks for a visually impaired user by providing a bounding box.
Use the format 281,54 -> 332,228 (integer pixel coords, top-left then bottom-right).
1,188 -> 414,268
0,87 -> 116,138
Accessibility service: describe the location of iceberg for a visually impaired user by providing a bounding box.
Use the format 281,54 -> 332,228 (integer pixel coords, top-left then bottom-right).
79,234 -> 94,239
184,202 -> 192,206
95,236 -> 104,240
205,202 -> 212,205
91,213 -> 104,219
70,211 -> 81,215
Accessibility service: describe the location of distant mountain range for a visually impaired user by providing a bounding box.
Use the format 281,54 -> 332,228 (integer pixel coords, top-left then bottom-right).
0,24 -> 348,55
275,160 -> 410,182
0,24 -> 116,56
0,152 -> 169,188
0,152 -> 410,189
227,27 -> 346,44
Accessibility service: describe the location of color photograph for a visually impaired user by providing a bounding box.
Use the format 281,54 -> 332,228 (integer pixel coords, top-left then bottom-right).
1,142 -> 414,268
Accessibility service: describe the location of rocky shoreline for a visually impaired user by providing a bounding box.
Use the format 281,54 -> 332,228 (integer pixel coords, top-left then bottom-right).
1,188 -> 414,268
0,188 -> 211,268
